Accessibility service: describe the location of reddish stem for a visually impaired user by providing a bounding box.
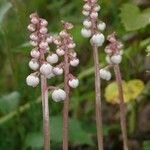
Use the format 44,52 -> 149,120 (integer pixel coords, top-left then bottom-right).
63,48 -> 70,150
93,46 -> 104,150
114,65 -> 128,150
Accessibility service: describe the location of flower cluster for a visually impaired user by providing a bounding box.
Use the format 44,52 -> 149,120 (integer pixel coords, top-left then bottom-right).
51,21 -> 79,102
81,0 -> 105,47
100,32 -> 124,81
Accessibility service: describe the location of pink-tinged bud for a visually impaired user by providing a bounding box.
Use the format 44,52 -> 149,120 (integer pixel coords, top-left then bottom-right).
30,49 -> 40,59
68,43 -> 76,49
30,41 -> 38,47
83,3 -> 91,11
40,19 -> 48,26
31,17 -> 39,24
46,36 -> 53,44
39,27 -> 48,34
40,63 -> 53,76
59,31 -> 68,38
56,48 -> 65,56
53,39 -> 61,46
82,10 -> 90,16
53,67 -> 63,75
29,59 -> 39,71
27,24 -> 36,32
104,47 -> 112,54
39,41 -> 48,49
90,12 -> 98,19
70,58 -> 79,67
30,33 -> 38,41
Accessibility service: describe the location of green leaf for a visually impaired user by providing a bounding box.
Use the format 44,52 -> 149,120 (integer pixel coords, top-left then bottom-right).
142,140 -> 150,150
50,116 -> 93,145
120,3 -> 150,31
0,1 -> 12,26
25,132 -> 43,148
0,91 -> 20,113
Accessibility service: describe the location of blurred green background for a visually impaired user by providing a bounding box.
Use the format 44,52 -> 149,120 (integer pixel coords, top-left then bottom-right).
0,0 -> 150,149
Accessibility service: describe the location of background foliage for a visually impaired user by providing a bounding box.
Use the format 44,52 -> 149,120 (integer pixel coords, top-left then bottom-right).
0,0 -> 149,149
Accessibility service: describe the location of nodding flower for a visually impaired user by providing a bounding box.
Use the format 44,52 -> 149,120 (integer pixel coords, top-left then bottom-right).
81,0 -> 106,47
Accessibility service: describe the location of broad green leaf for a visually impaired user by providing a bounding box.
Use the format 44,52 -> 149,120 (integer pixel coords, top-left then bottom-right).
25,132 -> 43,148
0,91 -> 20,113
120,3 -> 150,31
0,1 -> 12,26
142,141 -> 150,150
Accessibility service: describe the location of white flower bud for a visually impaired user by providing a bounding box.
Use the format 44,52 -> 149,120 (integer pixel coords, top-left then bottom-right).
30,33 -> 38,41
39,27 -> 48,34
82,10 -> 90,16
56,48 -> 65,56
46,53 -> 58,64
111,54 -> 122,64
53,67 -> 63,75
52,89 -> 66,102
59,31 -> 68,38
27,24 -> 36,32
68,43 -> 76,49
70,52 -> 77,57
29,59 -> 39,71
70,58 -> 79,67
100,69 -> 111,81
39,41 -> 48,49
46,72 -> 55,79
69,78 -> 79,88
30,49 -> 40,59
97,21 -> 106,31
93,5 -> 101,12
31,17 -> 39,24
81,28 -> 92,38
83,19 -> 92,28
90,33 -> 105,47
30,41 -> 38,47
40,19 -> 48,26
83,3 -> 91,11
26,74 -> 39,87
40,63 -> 52,76
90,12 -> 98,19
46,36 -> 53,44
105,55 -> 112,64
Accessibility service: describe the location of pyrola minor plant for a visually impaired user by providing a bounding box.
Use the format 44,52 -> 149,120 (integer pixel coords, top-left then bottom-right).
52,21 -> 79,150
81,0 -> 105,149
101,32 -> 129,150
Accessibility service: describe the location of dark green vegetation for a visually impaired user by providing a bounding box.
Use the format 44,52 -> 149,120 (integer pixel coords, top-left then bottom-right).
0,0 -> 149,149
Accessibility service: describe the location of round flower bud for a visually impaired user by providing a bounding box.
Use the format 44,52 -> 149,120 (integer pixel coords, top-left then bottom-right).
83,3 -> 91,11
29,59 -> 39,71
27,24 -> 36,32
26,74 -> 39,87
93,5 -> 101,12
69,78 -> 79,88
40,19 -> 48,26
111,54 -> 122,64
53,67 -> 63,75
56,48 -> 65,56
39,41 -> 48,49
46,36 -> 53,44
39,27 -> 48,34
30,49 -> 40,59
46,53 -> 58,64
81,28 -> 92,38
68,43 -> 76,49
59,31 -> 68,38
90,33 -> 105,47
82,10 -> 90,16
46,72 -> 55,79
83,19 -> 92,28
52,89 -> 66,102
40,63 -> 52,76
30,41 -> 38,47
97,21 -> 106,31
70,58 -> 79,67
31,17 -> 39,24
90,12 -> 98,19
70,52 -> 77,57
104,47 -> 112,54
53,39 -> 61,46
100,69 -> 111,81
30,33 -> 38,41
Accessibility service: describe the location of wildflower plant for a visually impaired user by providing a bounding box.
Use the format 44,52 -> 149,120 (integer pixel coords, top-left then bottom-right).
100,32 -> 129,150
53,21 -> 79,150
81,0 -> 106,149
